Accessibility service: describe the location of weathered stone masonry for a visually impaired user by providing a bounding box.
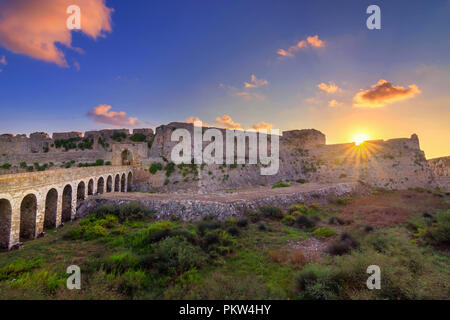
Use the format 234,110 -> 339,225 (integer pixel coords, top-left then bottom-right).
0,166 -> 133,249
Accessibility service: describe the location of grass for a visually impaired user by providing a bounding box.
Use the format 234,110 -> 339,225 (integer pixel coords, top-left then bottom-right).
0,191 -> 449,300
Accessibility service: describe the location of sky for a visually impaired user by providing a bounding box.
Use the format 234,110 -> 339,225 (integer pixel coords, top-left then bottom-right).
0,0 -> 449,159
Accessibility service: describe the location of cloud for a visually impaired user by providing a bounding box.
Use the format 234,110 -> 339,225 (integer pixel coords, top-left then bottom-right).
87,105 -> 138,127
244,74 -> 268,89
235,91 -> 266,101
251,122 -> 273,131
306,35 -> 325,48
0,55 -> 6,65
0,0 -> 113,66
277,35 -> 324,58
317,82 -> 340,94
215,115 -> 243,130
353,79 -> 421,108
185,117 -> 211,127
328,99 -> 342,107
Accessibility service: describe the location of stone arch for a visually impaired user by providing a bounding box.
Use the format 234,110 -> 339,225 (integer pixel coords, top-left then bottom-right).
106,175 -> 113,193
44,189 -> 58,230
20,194 -> 37,241
121,149 -> 133,166
88,179 -> 94,195
97,177 -> 105,194
62,185 -> 72,222
121,173 -> 126,192
77,181 -> 85,206
0,199 -> 12,249
127,172 -> 133,191
114,174 -> 120,192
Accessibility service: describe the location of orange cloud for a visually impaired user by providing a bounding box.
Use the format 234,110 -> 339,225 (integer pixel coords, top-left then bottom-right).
353,79 -> 421,108
306,35 -> 325,48
88,105 -> 138,127
328,99 -> 342,107
0,55 -> 6,65
244,74 -> 268,89
185,117 -> 211,127
215,115 -> 243,130
251,122 -> 273,131
277,35 -> 324,58
0,0 -> 113,66
317,82 -> 340,94
235,91 -> 266,101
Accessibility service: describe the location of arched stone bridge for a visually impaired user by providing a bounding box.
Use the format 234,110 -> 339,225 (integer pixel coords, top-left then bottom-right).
0,166 -> 133,250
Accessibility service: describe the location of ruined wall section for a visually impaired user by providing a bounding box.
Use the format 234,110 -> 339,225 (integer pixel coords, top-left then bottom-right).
428,156 -> 450,189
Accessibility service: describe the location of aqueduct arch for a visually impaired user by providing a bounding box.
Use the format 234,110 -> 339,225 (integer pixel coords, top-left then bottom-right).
88,179 -> 94,195
20,194 -> 37,241
121,173 -> 126,192
0,199 -> 12,249
97,177 -> 105,194
114,175 -> 120,192
44,189 -> 58,229
62,185 -> 72,222
106,176 -> 113,193
127,172 -> 133,191
77,181 -> 85,206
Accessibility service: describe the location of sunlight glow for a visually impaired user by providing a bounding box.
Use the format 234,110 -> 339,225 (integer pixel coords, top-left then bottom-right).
353,133 -> 369,146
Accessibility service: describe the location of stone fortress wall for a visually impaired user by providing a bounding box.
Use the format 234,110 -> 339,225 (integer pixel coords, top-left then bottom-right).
140,122 -> 438,192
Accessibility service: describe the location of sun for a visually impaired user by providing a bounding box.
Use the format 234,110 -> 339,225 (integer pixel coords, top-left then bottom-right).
353,133 -> 369,146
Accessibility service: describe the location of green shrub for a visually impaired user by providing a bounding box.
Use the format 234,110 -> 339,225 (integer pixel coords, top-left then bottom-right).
116,269 -> 149,297
111,132 -> 127,142
326,233 -> 359,256
296,178 -> 308,184
295,215 -> 316,229
104,251 -> 139,274
296,265 -> 340,300
164,162 -> 176,177
130,133 -> 147,142
272,180 -> 290,189
288,204 -> 308,215
282,215 -> 296,226
333,197 -> 349,205
105,161 -> 112,166
422,209 -> 450,246
225,217 -> 237,226
245,210 -> 261,223
259,206 -> 284,220
19,162 -> 27,168
1,163 -> 11,170
84,225 -> 108,240
236,218 -> 248,228
0,257 -> 43,281
226,226 -> 240,236
149,162 -> 163,174
313,227 -> 337,238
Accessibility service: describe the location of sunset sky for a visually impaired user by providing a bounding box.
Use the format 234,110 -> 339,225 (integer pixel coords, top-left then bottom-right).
0,0 -> 449,158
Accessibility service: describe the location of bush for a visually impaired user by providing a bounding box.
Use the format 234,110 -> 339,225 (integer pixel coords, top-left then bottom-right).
326,233 -> 359,256
84,225 -> 108,240
149,162 -> 163,174
226,226 -> 240,236
288,204 -> 308,215
295,215 -> 316,229
130,133 -> 147,142
116,269 -> 148,297
245,210 -> 261,223
296,265 -> 340,300
260,206 -> 284,220
313,227 -> 337,238
225,217 -> 237,226
296,178 -> 308,184
333,197 -> 349,205
1,163 -> 11,170
423,209 -> 450,246
281,215 -> 296,226
272,180 -> 290,189
118,202 -> 153,223
236,218 -> 248,228
258,223 -> 267,231
164,162 -> 176,177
